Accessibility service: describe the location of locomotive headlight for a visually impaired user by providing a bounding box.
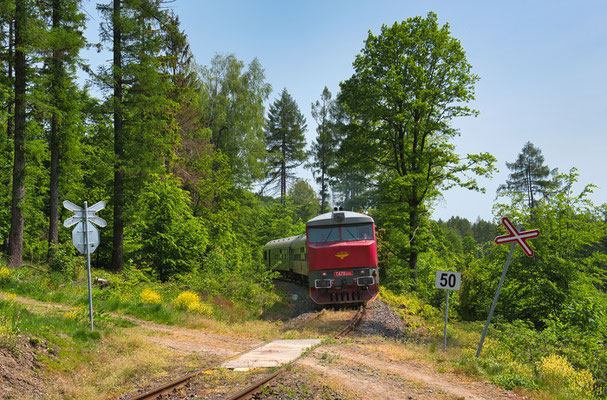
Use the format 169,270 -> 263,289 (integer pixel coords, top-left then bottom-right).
322,272 -> 327,276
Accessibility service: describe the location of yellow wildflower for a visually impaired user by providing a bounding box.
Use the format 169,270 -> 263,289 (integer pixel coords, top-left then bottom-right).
140,288 -> 162,305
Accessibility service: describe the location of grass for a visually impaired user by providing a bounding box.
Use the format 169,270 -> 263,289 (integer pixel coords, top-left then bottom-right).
6,258 -> 603,399
0,262 -> 293,399
380,287 -> 605,400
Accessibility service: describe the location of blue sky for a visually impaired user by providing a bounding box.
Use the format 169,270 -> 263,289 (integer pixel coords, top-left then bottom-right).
82,0 -> 607,222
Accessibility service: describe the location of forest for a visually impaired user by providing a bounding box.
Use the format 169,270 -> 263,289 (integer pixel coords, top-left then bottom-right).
0,1 -> 606,397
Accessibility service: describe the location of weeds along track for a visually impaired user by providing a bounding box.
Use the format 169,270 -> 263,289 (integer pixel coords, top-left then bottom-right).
124,306 -> 364,400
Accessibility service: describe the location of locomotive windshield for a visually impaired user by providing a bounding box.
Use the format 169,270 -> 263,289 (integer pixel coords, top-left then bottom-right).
341,223 -> 374,241
308,223 -> 374,243
308,226 -> 340,243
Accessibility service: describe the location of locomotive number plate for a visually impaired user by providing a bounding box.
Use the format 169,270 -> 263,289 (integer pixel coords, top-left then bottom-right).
335,271 -> 353,277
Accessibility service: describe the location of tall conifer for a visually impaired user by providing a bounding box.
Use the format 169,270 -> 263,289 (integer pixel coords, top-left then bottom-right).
497,141 -> 553,209
42,0 -> 86,252
264,88 -> 307,204
308,87 -> 337,213
98,0 -> 179,271
7,0 -> 29,266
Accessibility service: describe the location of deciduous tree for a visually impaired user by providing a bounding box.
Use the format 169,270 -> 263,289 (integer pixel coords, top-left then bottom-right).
289,179 -> 318,223
199,53 -> 271,187
338,13 -> 495,289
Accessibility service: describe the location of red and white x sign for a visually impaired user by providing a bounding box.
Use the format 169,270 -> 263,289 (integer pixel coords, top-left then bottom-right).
494,217 -> 540,257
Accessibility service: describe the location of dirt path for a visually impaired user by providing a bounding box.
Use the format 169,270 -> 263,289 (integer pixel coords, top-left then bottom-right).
300,344 -> 528,400
1,292 -> 258,358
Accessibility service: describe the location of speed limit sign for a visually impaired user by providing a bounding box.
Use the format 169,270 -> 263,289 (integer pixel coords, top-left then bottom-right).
435,271 -> 461,290
435,270 -> 461,350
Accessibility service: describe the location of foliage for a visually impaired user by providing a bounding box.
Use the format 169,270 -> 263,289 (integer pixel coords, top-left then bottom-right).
488,168 -> 607,326
288,179 -> 318,223
199,53 -> 271,187
47,241 -> 83,281
173,290 -> 206,314
479,319 -> 606,397
127,174 -> 208,281
471,217 -> 497,245
338,12 -> 496,289
538,353 -> 596,398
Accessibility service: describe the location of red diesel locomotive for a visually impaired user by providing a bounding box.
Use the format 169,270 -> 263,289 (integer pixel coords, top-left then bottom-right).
263,209 -> 379,304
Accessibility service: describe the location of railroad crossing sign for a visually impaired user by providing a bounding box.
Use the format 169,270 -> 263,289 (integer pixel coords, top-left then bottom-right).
63,200 -> 106,254
63,200 -> 107,229
494,217 -> 540,257
476,217 -> 540,358
62,200 -> 106,331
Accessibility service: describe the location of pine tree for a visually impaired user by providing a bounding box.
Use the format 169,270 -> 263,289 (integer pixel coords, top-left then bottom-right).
97,0 -> 179,271
0,3 -> 15,252
41,0 -> 86,252
497,141 -> 553,209
308,86 -> 337,213
7,0 -> 29,267
263,88 -> 307,204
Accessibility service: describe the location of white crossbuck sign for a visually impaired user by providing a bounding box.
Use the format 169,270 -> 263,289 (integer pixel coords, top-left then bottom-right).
63,200 -> 106,254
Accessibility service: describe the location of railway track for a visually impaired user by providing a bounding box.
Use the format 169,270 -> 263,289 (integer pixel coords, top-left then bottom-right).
125,306 -> 364,400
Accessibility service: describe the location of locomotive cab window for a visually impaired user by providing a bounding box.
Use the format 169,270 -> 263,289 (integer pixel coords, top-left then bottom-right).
342,223 -> 374,241
308,226 -> 340,243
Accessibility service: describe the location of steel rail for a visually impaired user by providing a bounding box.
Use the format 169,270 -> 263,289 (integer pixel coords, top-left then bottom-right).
225,305 -> 365,400
125,310 -> 324,400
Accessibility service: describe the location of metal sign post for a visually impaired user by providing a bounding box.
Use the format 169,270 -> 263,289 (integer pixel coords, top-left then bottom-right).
475,217 -> 539,358
435,270 -> 461,350
444,289 -> 450,351
83,202 -> 94,331
63,200 -> 106,331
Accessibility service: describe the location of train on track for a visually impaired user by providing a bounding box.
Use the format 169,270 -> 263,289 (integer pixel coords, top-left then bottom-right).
263,208 -> 379,305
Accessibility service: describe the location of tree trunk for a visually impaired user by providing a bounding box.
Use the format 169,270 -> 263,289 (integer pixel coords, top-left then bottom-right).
320,169 -> 326,213
47,0 -> 61,253
6,18 -> 14,142
111,0 -> 124,272
281,131 -> 286,205
8,0 -> 26,267
408,199 -> 419,291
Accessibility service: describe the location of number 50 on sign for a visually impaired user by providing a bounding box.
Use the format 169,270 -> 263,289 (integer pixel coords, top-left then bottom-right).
435,271 -> 461,290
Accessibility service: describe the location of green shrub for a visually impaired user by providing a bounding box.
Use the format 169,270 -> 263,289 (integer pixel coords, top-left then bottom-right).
48,242 -> 83,281
128,174 -> 208,282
